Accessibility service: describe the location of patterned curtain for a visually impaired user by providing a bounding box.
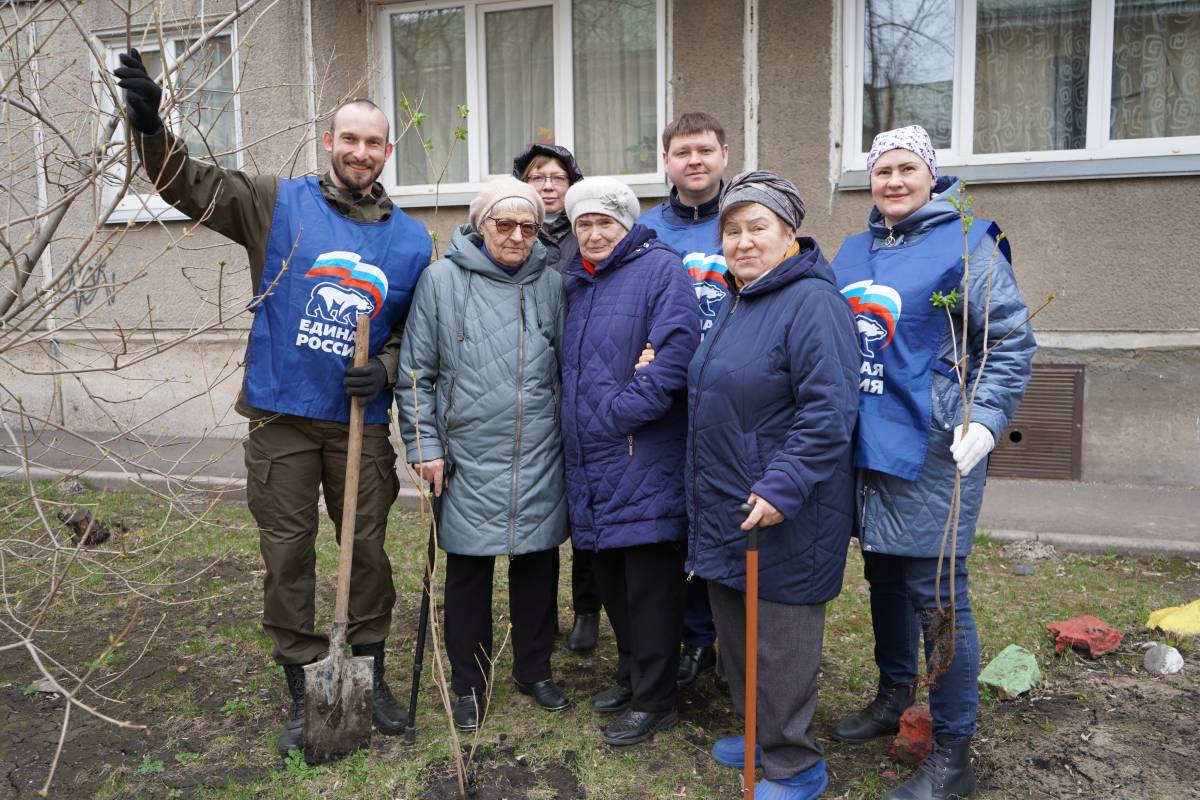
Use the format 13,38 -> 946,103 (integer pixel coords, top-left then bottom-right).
973,0 -> 1091,154
1111,0 -> 1200,139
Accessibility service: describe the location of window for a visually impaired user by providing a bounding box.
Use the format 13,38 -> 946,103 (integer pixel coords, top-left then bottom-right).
842,0 -> 1200,182
379,0 -> 666,204
102,32 -> 241,223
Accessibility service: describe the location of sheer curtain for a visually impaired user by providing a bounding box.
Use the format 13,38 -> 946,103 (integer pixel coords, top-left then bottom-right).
974,0 -> 1090,154
485,6 -> 555,175
573,0 -> 658,175
391,8 -> 469,185
861,0 -> 956,150
1111,0 -> 1200,140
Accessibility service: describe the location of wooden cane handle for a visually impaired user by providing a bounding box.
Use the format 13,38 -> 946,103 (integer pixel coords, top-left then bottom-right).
330,314 -> 370,647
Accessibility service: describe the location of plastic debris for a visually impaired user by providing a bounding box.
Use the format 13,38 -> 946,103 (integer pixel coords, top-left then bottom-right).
1045,615 -> 1123,658
1142,643 -> 1184,675
1013,564 -> 1034,576
979,644 -> 1042,700
887,706 -> 932,766
1146,600 -> 1200,636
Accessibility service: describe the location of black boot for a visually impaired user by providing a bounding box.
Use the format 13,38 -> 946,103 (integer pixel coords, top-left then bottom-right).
886,737 -> 976,799
566,612 -> 599,654
277,664 -> 306,757
831,681 -> 916,743
351,642 -> 407,735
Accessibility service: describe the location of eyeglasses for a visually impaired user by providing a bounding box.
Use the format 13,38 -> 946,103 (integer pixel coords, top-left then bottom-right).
489,217 -> 541,239
526,174 -> 569,188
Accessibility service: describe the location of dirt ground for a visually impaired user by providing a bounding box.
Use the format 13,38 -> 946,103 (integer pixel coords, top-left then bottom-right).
1,491 -> 1198,799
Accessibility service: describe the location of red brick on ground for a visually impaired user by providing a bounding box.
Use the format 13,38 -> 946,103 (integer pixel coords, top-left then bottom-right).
1045,614 -> 1123,658
887,706 -> 932,766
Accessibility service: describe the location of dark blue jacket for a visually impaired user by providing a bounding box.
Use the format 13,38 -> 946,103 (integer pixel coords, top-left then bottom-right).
561,224 -> 701,551
685,239 -> 860,604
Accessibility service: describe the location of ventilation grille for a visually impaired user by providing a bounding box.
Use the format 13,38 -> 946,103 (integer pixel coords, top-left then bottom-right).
987,364 -> 1084,481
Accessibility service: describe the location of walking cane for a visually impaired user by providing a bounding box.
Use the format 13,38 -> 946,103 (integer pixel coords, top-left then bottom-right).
740,502 -> 760,800
403,486 -> 443,743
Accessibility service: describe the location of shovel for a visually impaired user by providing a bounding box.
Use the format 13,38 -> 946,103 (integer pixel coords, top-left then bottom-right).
303,313 -> 375,764
740,502 -> 760,800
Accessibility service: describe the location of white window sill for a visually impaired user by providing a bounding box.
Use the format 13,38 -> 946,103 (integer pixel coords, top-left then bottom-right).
837,153 -> 1200,190
104,195 -> 191,225
387,177 -> 670,209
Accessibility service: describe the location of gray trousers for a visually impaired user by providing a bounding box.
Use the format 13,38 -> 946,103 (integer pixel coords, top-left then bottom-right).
708,581 -> 825,780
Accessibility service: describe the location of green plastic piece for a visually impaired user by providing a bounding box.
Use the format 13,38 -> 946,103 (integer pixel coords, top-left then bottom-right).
978,644 -> 1042,700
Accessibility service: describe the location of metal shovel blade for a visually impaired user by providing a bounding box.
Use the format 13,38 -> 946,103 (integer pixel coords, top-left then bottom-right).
303,651 -> 374,764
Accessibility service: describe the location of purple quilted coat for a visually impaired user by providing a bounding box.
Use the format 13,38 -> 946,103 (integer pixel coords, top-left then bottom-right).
561,224 -> 701,551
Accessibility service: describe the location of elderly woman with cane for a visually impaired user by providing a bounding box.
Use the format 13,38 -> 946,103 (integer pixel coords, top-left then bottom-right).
829,126 -> 1035,800
667,171 -> 859,799
559,176 -> 701,746
398,176 -> 569,732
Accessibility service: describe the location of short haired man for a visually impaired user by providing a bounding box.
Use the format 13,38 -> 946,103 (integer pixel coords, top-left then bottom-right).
115,51 -> 431,757
636,112 -> 730,687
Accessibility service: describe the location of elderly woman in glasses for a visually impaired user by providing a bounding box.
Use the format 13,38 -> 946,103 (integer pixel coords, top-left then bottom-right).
398,176 -> 569,733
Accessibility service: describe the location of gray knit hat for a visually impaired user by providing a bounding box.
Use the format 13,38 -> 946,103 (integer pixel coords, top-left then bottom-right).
565,177 -> 640,231
719,170 -> 807,230
468,176 -> 544,231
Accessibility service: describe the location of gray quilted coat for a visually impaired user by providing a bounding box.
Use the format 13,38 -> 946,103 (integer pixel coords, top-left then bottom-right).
397,225 -> 568,557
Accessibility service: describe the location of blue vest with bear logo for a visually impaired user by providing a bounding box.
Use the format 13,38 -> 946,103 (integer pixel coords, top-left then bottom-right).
243,176 -> 431,424
832,217 -> 999,480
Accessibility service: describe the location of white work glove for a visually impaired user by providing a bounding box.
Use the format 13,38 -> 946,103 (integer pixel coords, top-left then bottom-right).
950,422 -> 995,476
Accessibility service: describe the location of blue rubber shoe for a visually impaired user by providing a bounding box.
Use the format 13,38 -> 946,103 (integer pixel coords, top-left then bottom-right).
710,735 -> 763,768
753,759 -> 829,799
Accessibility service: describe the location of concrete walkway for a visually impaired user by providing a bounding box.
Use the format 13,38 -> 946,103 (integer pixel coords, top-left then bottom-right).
2,432 -> 1197,557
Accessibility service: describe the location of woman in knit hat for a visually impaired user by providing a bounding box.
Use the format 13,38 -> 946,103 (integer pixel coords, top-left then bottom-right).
672,169 -> 859,799
829,125 -> 1036,800
397,176 -> 570,732
558,176 -> 701,746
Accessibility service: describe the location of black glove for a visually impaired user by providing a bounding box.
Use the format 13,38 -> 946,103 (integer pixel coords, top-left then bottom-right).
113,49 -> 163,135
343,358 -> 389,402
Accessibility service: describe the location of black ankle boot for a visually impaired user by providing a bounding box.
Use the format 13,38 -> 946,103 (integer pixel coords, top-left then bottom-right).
831,681 -> 916,743
566,613 -> 599,654
886,737 -> 976,800
351,641 -> 407,735
277,664 -> 306,757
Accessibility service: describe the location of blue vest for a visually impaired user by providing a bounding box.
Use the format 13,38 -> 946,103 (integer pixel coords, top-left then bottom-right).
244,177 -> 431,424
637,204 -> 729,336
832,218 -> 999,480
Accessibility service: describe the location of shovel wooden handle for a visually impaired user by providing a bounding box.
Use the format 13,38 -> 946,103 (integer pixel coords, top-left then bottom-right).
330,314 -> 370,651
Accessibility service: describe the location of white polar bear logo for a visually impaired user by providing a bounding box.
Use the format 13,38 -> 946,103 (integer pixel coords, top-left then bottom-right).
306,282 -> 375,324
695,282 -> 728,318
855,315 -> 888,358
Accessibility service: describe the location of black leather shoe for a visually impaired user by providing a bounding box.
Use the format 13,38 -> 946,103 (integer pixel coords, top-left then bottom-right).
831,681 -> 916,743
676,644 -> 716,687
886,737 -> 976,799
514,677 -> 570,712
602,708 -> 679,746
351,642 -> 407,735
590,684 -> 633,714
452,692 -> 485,732
566,612 -> 600,654
277,664 -> 306,757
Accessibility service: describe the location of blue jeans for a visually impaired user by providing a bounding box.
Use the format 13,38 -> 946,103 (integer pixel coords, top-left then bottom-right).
863,551 -> 979,739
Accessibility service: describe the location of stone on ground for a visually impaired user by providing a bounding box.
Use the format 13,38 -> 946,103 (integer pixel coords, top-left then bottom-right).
1142,643 -> 1184,676
979,644 -> 1042,700
1045,615 -> 1123,658
887,706 -> 932,766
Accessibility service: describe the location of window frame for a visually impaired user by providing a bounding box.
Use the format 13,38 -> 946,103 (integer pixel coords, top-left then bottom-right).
376,0 -> 668,206
839,0 -> 1200,186
99,28 -> 244,224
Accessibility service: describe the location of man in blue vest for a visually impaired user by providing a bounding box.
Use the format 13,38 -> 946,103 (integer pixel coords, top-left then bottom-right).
636,112 -> 730,688
115,51 -> 432,757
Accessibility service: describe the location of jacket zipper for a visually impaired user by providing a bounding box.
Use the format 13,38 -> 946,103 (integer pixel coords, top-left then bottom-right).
508,286 -> 527,556
626,435 -> 634,456
687,292 -> 742,575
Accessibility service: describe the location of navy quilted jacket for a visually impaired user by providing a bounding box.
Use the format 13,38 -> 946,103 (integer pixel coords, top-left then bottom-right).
561,224 -> 701,551
685,239 -> 860,605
